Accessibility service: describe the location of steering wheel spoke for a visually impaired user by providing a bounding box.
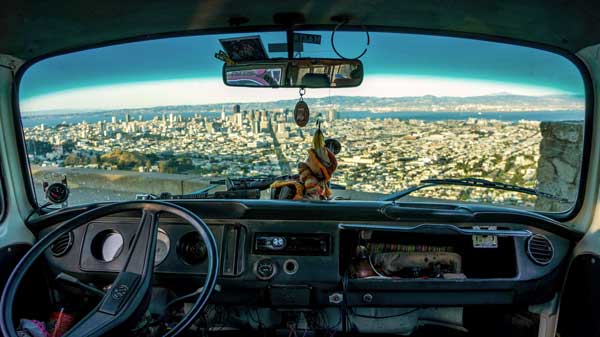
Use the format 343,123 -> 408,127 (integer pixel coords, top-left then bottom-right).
99,209 -> 158,313
65,208 -> 160,336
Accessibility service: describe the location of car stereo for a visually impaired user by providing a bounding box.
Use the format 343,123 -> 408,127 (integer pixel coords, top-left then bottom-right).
254,233 -> 330,256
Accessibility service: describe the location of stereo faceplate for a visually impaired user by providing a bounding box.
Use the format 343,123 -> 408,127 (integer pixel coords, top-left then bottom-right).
254,233 -> 330,256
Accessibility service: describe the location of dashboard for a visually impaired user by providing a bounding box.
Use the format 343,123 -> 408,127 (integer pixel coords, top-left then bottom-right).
37,200 -> 574,307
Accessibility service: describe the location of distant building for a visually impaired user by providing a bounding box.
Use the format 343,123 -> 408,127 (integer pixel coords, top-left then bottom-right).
276,123 -> 286,134
206,121 -> 214,134
327,109 -> 338,121
232,105 -> 242,128
260,120 -> 270,132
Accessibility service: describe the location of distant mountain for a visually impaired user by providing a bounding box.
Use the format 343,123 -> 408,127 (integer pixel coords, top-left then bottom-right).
22,94 -> 584,117
22,108 -> 102,116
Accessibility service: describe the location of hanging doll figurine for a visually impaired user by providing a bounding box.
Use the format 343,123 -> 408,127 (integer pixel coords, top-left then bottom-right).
271,115 -> 338,200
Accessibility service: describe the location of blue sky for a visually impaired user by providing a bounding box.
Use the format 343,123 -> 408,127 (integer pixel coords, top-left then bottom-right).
19,31 -> 585,112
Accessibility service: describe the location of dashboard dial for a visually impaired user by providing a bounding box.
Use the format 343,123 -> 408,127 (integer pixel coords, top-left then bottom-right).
154,229 -> 170,266
177,232 -> 207,265
91,230 -> 124,262
101,233 -> 123,262
46,182 -> 69,204
92,228 -> 170,266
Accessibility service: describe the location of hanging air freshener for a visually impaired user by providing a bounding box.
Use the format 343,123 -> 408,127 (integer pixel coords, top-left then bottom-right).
294,88 -> 309,127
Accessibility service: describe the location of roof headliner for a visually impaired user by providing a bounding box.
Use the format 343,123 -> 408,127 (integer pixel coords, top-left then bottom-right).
2,0 -> 600,60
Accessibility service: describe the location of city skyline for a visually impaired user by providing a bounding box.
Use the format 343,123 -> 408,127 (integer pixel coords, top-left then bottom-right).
20,91 -> 585,118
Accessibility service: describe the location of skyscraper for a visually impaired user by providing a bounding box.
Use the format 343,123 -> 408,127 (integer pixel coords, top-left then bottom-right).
327,109 -> 338,121
233,104 -> 242,128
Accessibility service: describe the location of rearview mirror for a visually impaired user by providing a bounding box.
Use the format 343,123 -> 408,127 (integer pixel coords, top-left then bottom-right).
223,58 -> 363,88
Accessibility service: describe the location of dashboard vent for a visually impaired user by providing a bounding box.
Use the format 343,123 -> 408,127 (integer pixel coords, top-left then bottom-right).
527,234 -> 554,265
51,232 -> 73,257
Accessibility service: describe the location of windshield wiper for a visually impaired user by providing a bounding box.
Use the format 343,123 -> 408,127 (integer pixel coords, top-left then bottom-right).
382,177 -> 570,203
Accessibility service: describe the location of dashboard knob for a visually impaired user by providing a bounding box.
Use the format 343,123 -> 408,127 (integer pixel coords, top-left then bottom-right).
328,292 -> 343,304
254,258 -> 277,280
271,237 -> 286,250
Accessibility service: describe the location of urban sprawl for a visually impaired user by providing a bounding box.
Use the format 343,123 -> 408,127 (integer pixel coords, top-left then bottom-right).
25,105 -> 556,207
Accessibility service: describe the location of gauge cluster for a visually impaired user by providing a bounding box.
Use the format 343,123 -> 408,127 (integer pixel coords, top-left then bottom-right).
72,219 -> 243,276
86,227 -> 171,266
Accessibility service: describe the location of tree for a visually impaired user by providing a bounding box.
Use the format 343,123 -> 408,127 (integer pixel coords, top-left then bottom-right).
62,140 -> 76,153
158,158 -> 193,174
100,149 -> 148,170
63,153 -> 89,166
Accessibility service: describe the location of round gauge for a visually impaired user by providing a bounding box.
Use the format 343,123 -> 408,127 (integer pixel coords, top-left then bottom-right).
46,182 -> 69,204
154,229 -> 171,266
91,230 -> 124,262
177,232 -> 207,265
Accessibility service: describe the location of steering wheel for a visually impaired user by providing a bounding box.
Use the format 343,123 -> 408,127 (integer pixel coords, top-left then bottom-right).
0,201 -> 219,337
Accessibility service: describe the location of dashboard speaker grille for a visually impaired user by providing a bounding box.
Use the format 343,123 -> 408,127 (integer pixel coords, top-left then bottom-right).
527,234 -> 554,265
51,232 -> 73,257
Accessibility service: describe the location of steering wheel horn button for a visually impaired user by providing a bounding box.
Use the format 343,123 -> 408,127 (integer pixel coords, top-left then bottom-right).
111,284 -> 129,300
99,272 -> 140,315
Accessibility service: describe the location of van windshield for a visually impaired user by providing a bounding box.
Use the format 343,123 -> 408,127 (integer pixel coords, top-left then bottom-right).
19,31 -> 586,212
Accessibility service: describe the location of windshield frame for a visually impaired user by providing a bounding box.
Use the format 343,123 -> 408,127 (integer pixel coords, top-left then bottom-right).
11,25 -> 595,223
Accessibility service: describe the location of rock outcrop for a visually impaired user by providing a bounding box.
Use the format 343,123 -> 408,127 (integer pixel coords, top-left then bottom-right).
536,121 -> 584,212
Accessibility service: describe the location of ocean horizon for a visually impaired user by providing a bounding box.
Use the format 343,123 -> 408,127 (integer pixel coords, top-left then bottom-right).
20,109 -> 584,128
